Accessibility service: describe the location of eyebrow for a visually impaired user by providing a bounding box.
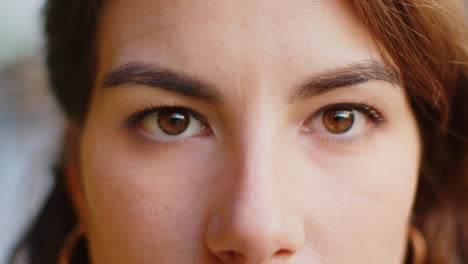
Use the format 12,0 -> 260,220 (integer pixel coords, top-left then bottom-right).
101,60 -> 399,103
288,60 -> 400,102
101,62 -> 224,103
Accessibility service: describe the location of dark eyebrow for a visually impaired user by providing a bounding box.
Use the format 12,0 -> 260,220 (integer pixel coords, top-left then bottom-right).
101,62 -> 224,103
288,60 -> 400,102
103,61 -> 399,104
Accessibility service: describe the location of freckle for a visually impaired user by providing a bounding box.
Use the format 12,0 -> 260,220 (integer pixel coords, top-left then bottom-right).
241,22 -> 252,30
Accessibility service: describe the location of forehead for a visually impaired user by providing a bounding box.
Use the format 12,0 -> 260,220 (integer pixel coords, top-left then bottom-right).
96,0 -> 380,95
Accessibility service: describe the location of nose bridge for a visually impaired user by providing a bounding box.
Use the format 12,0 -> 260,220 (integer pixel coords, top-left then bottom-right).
226,102 -> 279,224
237,103 -> 277,182
205,103 -> 304,263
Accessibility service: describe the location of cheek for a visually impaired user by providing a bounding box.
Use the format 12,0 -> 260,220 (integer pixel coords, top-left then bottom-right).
296,118 -> 421,262
78,116 -> 219,262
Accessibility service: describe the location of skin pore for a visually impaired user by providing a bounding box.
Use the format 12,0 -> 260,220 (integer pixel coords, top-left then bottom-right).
68,0 -> 422,263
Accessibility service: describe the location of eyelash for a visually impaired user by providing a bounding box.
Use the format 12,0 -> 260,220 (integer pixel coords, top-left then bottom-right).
125,102 -> 207,128
311,101 -> 385,123
125,101 -> 386,141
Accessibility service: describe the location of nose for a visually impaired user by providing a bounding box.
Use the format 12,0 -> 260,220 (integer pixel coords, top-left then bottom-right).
205,142 -> 305,264
205,174 -> 304,264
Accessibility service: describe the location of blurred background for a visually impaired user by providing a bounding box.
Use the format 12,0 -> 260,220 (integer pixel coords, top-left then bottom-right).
0,0 -> 64,263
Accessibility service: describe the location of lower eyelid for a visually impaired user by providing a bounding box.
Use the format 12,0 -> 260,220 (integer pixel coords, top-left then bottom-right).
317,132 -> 368,143
305,117 -> 376,144
307,132 -> 373,148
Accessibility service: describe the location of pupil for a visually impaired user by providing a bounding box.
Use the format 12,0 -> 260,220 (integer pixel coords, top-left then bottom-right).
333,111 -> 352,122
170,113 -> 185,124
333,115 -> 343,122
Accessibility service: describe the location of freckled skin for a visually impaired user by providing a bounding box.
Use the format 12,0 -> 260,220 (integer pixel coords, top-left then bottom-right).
69,0 -> 421,263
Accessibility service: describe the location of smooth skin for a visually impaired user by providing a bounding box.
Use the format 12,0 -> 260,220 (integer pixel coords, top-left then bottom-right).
67,0 -> 421,263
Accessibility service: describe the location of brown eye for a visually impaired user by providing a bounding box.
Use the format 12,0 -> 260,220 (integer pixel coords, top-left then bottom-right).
158,109 -> 190,135
140,107 -> 206,139
322,107 -> 355,134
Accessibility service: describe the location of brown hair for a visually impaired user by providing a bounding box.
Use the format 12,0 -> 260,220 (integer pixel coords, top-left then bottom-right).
14,0 -> 468,263
353,1 -> 468,263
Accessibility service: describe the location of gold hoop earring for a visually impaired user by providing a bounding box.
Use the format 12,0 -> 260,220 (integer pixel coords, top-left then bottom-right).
58,224 -> 85,264
409,225 -> 427,264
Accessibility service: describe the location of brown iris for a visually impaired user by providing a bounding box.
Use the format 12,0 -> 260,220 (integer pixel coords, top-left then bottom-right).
157,108 -> 190,135
323,107 -> 354,134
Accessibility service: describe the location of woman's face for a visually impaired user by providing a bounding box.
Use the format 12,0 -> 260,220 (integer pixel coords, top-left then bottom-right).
74,0 -> 421,263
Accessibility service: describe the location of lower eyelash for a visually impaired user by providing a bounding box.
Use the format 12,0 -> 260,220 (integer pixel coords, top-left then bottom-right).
315,130 -> 371,145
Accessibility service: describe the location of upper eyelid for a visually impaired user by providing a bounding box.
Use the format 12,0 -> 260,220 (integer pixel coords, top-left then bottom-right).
126,102 -> 385,130
306,103 -> 385,122
126,105 -> 206,128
